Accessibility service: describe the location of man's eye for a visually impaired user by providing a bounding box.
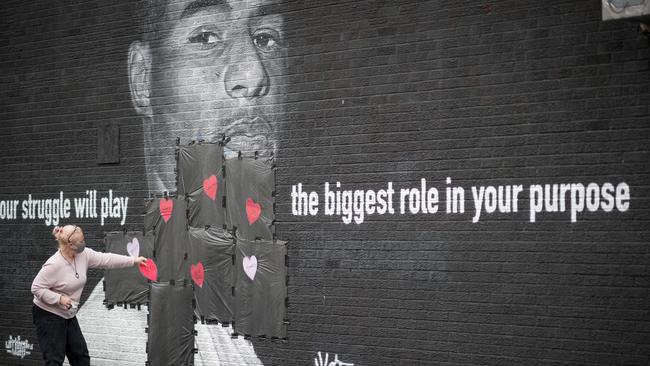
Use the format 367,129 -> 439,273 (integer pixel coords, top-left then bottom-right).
188,30 -> 221,50
251,29 -> 280,53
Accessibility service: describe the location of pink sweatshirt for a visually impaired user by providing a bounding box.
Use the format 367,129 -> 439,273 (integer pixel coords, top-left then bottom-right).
31,247 -> 135,319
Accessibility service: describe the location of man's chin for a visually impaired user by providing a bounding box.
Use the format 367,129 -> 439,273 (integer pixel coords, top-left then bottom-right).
224,135 -> 276,158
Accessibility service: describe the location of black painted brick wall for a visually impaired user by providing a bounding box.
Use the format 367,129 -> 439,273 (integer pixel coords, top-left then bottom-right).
1,0 -> 649,365
0,1 -> 147,365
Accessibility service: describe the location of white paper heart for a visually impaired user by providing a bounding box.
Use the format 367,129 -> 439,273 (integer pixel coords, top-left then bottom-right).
243,255 -> 258,280
127,238 -> 140,257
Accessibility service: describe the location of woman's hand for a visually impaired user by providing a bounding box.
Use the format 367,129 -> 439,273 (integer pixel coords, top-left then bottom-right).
134,256 -> 148,266
60,295 -> 73,309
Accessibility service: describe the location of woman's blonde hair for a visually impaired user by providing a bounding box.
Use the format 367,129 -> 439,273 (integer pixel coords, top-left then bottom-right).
52,225 -> 83,247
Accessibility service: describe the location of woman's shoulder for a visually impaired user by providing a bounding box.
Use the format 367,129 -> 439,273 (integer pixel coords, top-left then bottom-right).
78,246 -> 101,260
42,251 -> 63,267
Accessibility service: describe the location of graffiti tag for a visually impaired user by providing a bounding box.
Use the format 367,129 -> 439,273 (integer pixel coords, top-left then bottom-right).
314,351 -> 354,366
5,335 -> 34,359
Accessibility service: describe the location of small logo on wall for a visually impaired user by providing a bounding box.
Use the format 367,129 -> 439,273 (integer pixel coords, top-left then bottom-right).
5,335 -> 34,359
314,351 -> 354,366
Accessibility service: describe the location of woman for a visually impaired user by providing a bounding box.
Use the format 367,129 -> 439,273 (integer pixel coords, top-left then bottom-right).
31,224 -> 148,366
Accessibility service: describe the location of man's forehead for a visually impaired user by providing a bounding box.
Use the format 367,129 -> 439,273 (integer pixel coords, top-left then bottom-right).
158,0 -> 281,19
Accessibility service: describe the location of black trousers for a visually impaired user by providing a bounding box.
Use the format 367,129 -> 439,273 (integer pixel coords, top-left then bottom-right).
32,304 -> 90,366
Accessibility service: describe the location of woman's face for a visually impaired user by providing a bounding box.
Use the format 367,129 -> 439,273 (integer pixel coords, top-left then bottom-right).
62,225 -> 85,252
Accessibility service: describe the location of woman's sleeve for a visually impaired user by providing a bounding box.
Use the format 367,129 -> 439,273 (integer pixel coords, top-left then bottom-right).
31,263 -> 61,305
86,247 -> 135,269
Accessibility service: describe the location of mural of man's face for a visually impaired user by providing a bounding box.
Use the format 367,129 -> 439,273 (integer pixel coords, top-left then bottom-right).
129,0 -> 286,192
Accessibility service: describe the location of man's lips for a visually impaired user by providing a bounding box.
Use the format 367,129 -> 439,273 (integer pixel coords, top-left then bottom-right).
222,117 -> 272,135
150,114 -> 277,153
220,116 -> 275,154
224,134 -> 275,155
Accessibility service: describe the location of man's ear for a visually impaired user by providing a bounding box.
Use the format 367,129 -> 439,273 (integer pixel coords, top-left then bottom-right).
128,41 -> 152,117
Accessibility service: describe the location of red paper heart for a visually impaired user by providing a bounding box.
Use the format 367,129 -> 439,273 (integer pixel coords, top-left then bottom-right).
190,262 -> 205,288
203,175 -> 218,200
246,197 -> 261,225
159,199 -> 173,223
139,259 -> 158,282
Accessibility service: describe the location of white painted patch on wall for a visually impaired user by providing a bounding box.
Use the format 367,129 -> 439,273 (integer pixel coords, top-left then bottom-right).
75,279 -> 264,366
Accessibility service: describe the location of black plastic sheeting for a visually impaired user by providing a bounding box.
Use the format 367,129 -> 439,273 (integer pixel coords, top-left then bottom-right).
104,231 -> 153,305
177,143 -> 227,229
187,226 -> 235,323
137,150 -> 285,348
147,281 -> 195,366
144,197 -> 190,282
225,157 -> 275,241
233,237 -> 287,338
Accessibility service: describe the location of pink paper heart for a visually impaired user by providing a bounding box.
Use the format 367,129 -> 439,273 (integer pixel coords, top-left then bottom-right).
246,198 -> 261,225
243,255 -> 257,280
139,259 -> 158,282
126,238 -> 139,257
203,175 -> 218,201
190,262 -> 205,288
159,199 -> 173,223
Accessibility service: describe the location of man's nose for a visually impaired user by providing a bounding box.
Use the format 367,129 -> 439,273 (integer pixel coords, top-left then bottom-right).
224,37 -> 269,99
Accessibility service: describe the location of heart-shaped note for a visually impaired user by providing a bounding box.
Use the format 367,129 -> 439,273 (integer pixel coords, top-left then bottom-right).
203,175 -> 218,201
243,255 -> 257,280
126,238 -> 139,257
139,259 -> 158,282
159,199 -> 173,223
246,198 -> 261,225
190,262 -> 205,288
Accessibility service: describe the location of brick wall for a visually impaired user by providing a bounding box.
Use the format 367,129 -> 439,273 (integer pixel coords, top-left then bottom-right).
0,1 -> 148,365
1,0 -> 649,365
